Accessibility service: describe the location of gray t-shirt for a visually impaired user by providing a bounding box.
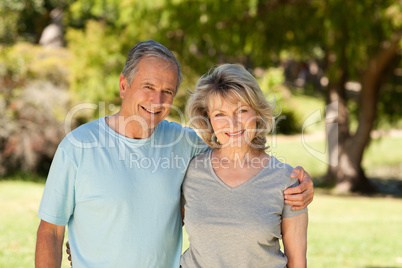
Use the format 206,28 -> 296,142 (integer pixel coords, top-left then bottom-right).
181,150 -> 308,268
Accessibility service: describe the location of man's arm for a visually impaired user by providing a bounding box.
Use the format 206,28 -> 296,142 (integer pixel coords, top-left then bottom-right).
35,220 -> 65,268
282,212 -> 308,268
285,166 -> 314,210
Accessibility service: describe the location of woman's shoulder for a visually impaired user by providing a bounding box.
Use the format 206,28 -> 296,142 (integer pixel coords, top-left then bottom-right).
264,156 -> 298,187
267,156 -> 294,174
189,149 -> 212,165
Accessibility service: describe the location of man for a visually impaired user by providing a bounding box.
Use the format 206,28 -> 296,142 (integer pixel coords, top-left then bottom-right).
35,40 -> 314,267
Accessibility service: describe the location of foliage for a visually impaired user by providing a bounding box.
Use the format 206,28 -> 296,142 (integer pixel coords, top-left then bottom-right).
1,0 -> 401,182
66,20 -> 124,105
0,0 -> 73,44
60,0 -> 401,125
377,76 -> 402,128
257,67 -> 301,134
0,43 -> 71,175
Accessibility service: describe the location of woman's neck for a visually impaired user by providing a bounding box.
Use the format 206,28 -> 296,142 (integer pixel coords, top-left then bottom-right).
212,146 -> 267,166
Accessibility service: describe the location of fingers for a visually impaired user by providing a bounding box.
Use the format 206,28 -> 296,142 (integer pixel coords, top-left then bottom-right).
289,166 -> 302,178
285,167 -> 313,196
66,240 -> 72,266
284,166 -> 314,210
284,184 -> 303,195
285,191 -> 313,210
290,166 -> 310,182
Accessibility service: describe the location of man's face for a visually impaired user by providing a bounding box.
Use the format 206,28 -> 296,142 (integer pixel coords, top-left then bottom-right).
119,56 -> 178,131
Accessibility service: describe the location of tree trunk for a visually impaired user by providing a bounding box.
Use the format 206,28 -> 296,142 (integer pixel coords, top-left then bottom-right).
326,32 -> 402,194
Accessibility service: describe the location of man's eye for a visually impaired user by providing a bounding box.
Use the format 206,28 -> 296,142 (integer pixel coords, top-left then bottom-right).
163,90 -> 174,95
215,114 -> 224,117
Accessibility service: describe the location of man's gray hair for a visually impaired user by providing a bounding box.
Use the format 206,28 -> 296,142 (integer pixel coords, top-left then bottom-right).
121,40 -> 182,92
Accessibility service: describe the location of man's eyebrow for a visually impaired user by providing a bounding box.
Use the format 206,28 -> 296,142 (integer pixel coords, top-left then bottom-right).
143,82 -> 175,93
143,82 -> 155,87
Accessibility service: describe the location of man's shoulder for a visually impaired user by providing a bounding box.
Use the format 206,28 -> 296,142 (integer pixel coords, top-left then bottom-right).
156,120 -> 199,139
158,120 -> 195,132
60,118 -> 103,149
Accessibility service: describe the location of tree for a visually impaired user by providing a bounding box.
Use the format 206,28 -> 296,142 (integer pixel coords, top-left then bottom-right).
156,0 -> 402,193
52,0 -> 401,192
320,1 -> 402,193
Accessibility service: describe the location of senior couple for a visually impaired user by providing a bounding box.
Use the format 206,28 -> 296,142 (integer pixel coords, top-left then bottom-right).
36,40 -> 312,268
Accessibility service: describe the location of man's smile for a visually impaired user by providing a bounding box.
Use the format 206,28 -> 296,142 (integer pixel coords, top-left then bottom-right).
141,106 -> 161,114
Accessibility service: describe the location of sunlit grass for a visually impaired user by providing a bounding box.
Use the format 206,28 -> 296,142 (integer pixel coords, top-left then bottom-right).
0,180 -> 70,268
2,177 -> 402,267
306,194 -> 402,267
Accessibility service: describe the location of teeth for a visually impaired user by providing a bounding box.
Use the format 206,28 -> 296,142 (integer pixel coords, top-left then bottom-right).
142,106 -> 158,114
227,130 -> 245,136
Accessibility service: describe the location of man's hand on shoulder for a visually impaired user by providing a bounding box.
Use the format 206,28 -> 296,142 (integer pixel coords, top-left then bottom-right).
284,166 -> 314,211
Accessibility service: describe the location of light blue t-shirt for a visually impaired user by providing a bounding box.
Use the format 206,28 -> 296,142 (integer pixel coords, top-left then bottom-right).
38,118 -> 207,267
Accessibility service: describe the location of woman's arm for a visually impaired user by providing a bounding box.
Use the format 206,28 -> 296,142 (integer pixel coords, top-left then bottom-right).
281,212 -> 308,268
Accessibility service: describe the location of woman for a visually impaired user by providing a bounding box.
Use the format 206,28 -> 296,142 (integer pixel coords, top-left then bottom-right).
181,64 -> 308,268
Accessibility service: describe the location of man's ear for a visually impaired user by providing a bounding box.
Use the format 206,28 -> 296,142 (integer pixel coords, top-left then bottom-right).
119,74 -> 127,98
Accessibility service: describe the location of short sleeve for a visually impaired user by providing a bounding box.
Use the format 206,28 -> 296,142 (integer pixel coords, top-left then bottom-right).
38,145 -> 77,225
282,179 -> 308,218
184,127 -> 208,158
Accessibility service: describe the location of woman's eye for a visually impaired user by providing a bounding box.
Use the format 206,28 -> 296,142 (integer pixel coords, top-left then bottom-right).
215,113 -> 224,117
239,109 -> 248,113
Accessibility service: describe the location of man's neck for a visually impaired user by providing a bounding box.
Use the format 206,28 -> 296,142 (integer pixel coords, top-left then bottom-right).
105,113 -> 154,139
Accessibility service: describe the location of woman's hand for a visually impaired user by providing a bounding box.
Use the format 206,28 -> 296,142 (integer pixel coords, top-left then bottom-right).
65,241 -> 72,266
284,166 -> 314,210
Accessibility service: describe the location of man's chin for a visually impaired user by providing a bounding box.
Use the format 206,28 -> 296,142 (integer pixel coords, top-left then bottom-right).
146,118 -> 164,129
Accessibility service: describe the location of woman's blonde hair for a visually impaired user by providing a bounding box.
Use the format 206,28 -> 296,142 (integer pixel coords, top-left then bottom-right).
186,64 -> 277,151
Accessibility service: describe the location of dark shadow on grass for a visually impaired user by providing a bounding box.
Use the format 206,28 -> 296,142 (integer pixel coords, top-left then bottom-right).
368,177 -> 402,198
311,176 -> 402,198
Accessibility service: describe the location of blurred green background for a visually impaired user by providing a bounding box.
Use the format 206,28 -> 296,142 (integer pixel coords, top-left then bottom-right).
0,0 -> 401,267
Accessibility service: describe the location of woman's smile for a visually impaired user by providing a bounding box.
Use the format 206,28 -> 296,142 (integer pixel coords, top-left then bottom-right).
226,129 -> 246,137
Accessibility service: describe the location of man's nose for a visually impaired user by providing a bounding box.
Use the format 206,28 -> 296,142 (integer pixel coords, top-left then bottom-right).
149,90 -> 163,105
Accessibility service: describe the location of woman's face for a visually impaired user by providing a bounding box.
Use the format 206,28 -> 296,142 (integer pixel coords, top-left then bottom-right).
208,94 -> 259,149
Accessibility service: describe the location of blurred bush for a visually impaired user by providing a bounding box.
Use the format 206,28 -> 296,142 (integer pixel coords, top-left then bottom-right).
0,43 -> 71,176
257,67 -> 301,135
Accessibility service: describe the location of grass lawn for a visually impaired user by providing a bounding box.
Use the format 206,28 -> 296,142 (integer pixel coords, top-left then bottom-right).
0,180 -> 70,268
1,179 -> 402,267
